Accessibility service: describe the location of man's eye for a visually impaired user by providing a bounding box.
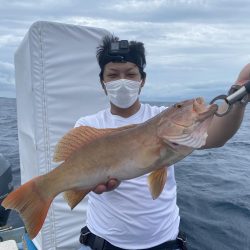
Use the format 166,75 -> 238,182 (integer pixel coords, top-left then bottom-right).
108,74 -> 117,78
127,73 -> 136,77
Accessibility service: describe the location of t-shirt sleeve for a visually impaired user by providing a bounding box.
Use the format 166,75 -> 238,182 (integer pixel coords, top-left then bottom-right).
159,105 -> 167,112
153,105 -> 167,115
74,117 -> 89,128
74,110 -> 105,128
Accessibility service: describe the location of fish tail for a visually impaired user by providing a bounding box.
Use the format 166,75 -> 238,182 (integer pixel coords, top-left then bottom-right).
2,176 -> 53,239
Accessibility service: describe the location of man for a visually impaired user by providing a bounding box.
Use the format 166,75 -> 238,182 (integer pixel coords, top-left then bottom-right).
77,35 -> 249,250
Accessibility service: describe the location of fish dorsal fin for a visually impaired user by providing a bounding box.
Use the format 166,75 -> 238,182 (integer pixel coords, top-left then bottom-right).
53,124 -> 137,162
148,167 -> 167,200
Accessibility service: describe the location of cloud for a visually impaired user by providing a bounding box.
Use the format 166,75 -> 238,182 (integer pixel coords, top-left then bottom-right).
0,83 -> 15,98
0,34 -> 22,48
106,0 -> 207,14
66,16 -> 250,69
0,61 -> 15,98
0,61 -> 14,71
0,61 -> 15,85
141,79 -> 230,102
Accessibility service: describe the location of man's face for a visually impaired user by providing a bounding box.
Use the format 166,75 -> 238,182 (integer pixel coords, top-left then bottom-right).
103,62 -> 142,83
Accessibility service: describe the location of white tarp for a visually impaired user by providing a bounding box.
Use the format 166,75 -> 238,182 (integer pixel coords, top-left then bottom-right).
14,21 -> 110,250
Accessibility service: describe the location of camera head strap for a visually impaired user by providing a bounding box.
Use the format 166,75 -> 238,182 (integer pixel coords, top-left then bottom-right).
100,40 -> 145,71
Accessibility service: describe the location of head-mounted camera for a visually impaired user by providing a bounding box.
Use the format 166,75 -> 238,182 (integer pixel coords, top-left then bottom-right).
100,39 -> 144,70
110,40 -> 129,55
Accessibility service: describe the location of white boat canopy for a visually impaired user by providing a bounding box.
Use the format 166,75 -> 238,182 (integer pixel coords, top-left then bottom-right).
15,21 -> 110,250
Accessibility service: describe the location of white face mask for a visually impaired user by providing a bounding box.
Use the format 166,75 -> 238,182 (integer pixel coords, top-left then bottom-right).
104,79 -> 141,108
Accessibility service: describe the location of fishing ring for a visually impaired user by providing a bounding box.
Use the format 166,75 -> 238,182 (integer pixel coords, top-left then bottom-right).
209,94 -> 232,117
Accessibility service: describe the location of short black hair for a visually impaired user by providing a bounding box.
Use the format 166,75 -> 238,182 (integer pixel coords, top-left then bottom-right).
96,34 -> 146,80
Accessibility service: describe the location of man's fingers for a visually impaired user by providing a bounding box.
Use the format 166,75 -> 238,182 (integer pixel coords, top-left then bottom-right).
107,179 -> 120,191
93,179 -> 120,194
93,184 -> 107,194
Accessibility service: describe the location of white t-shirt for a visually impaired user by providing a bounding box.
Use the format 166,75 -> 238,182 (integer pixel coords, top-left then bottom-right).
75,103 -> 180,249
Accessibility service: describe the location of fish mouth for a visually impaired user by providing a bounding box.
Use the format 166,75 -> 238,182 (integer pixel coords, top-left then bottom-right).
172,99 -> 218,128
197,103 -> 218,123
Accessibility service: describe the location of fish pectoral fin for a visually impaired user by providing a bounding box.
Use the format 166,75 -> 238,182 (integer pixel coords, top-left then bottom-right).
63,189 -> 91,209
148,167 -> 167,200
53,124 -> 137,162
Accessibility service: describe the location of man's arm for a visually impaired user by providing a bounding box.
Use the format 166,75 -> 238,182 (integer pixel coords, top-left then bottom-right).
203,63 -> 250,149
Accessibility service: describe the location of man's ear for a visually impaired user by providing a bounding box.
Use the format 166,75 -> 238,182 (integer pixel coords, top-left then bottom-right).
101,80 -> 108,95
141,77 -> 146,88
139,74 -> 146,94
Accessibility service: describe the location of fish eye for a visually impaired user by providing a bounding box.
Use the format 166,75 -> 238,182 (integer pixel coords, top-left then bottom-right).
174,103 -> 182,108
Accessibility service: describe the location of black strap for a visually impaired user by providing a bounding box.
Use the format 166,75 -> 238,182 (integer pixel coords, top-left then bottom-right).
80,226 -> 187,250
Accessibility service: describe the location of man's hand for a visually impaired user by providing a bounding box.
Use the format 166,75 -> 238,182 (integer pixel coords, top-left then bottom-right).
235,63 -> 250,102
92,179 -> 120,194
203,63 -> 250,149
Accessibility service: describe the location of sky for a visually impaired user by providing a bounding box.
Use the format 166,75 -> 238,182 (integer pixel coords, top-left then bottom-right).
1,0 -> 250,101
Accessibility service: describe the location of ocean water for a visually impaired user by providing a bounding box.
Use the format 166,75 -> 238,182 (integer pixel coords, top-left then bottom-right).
0,97 -> 250,250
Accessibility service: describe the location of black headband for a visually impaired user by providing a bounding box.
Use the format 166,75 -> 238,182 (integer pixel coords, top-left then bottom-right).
100,53 -> 145,71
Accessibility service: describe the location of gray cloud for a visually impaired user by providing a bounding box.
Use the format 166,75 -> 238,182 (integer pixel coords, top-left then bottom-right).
0,61 -> 14,85
2,0 -> 250,23
0,83 -> 15,98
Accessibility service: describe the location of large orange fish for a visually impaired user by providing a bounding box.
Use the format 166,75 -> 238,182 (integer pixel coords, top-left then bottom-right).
2,97 -> 217,239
